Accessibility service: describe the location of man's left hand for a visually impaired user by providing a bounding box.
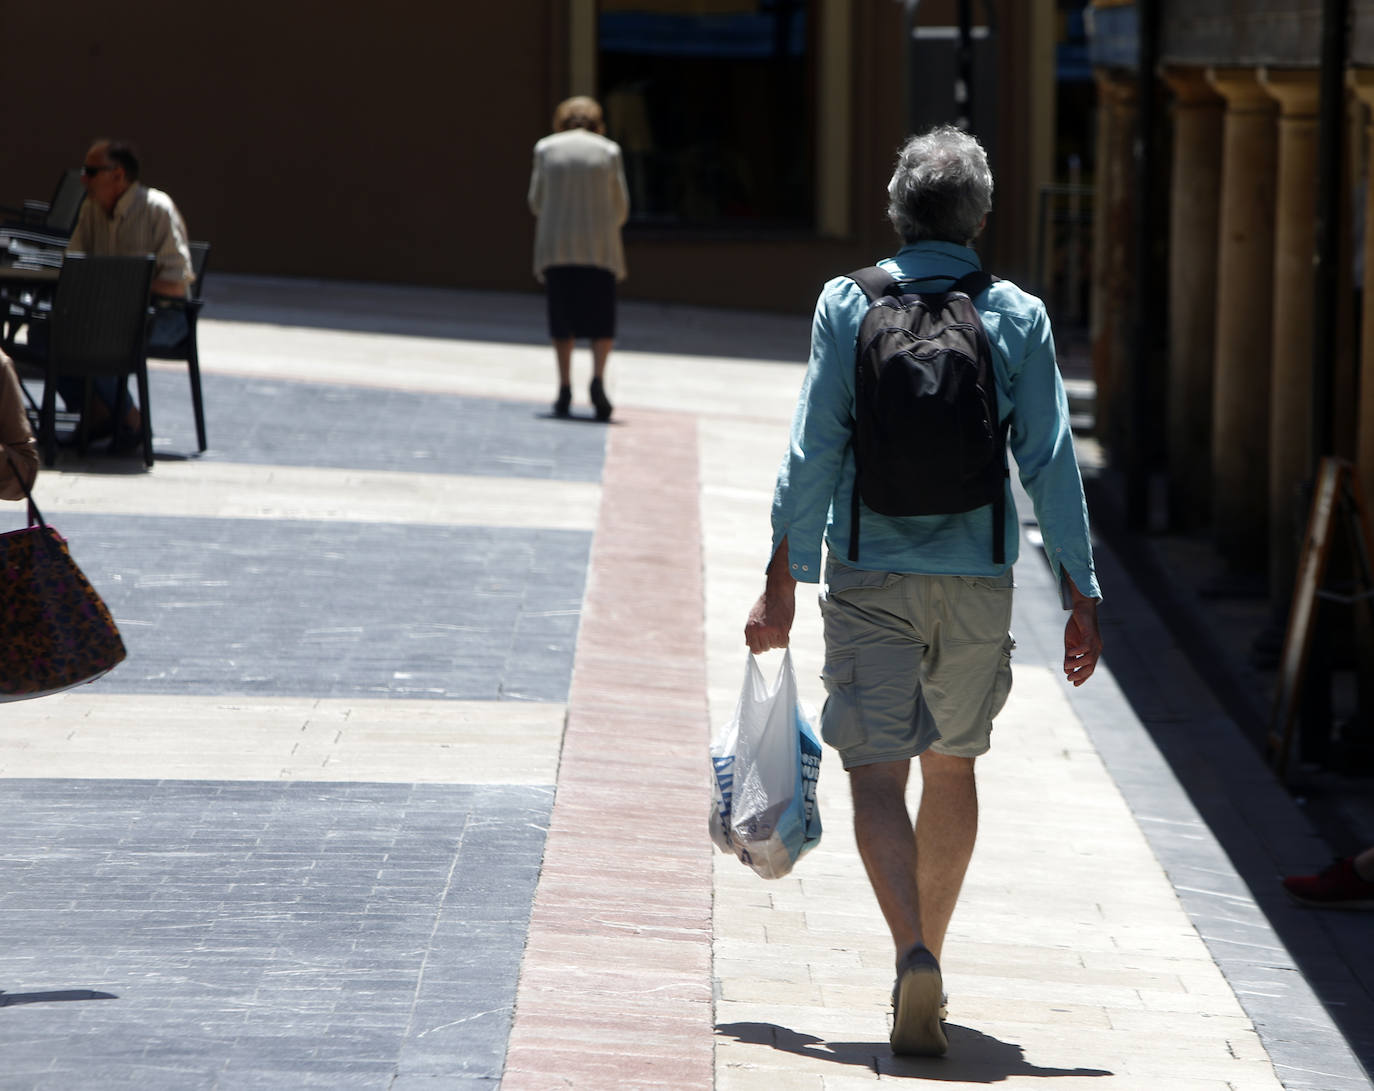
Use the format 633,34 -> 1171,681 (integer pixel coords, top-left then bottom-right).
1063,600 -> 1102,686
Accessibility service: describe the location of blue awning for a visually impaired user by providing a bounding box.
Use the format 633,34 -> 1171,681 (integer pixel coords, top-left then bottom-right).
1086,3 -> 1139,70
599,11 -> 807,59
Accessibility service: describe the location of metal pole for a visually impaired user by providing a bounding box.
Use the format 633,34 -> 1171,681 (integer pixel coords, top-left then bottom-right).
1312,0 -> 1348,467
1301,0 -> 1350,769
1127,0 -> 1161,530
956,0 -> 974,131
903,0 -> 922,136
1068,154 -> 1083,325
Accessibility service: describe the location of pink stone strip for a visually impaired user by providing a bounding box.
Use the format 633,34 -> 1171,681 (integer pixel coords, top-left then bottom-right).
502,410 -> 715,1089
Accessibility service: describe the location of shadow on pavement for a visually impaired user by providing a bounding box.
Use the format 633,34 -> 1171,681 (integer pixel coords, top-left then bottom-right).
716,1021 -> 1112,1082
1083,467 -> 1374,1078
0,989 -> 118,1006
202,275 -> 812,363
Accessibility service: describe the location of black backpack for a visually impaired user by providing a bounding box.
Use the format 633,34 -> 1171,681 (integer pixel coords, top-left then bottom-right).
845,266 -> 1008,565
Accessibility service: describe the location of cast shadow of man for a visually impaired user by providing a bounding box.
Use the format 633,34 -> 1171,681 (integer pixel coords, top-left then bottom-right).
716,1021 -> 1113,1082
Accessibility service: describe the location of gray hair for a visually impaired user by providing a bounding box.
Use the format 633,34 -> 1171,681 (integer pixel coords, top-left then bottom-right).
886,126 -> 993,245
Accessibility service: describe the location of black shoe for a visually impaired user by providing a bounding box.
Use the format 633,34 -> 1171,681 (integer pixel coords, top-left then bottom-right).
589,377 -> 613,422
108,429 -> 144,456
82,415 -> 116,442
553,385 -> 571,418
890,944 -> 947,1056
65,407 -> 115,444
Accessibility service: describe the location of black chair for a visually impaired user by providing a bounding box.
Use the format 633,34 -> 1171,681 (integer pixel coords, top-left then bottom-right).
36,254 -> 155,467
1,168 -> 84,247
146,240 -> 210,452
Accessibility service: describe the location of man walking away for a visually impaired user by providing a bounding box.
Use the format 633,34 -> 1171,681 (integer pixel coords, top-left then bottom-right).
745,126 -> 1103,1057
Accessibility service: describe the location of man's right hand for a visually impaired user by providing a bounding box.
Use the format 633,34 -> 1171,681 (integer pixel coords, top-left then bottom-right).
745,537 -> 798,653
745,587 -> 795,653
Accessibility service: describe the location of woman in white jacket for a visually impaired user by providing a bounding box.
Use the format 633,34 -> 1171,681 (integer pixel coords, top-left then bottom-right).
528,96 -> 630,421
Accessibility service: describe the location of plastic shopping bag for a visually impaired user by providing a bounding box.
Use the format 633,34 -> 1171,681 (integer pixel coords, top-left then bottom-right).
708,649 -> 823,879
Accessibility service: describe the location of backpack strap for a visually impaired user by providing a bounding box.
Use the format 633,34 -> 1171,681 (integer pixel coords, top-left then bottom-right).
849,471 -> 863,562
992,417 -> 1009,567
852,268 -> 993,301
846,265 -> 901,303
951,269 -> 1007,566
844,267 -> 898,562
951,270 -> 993,298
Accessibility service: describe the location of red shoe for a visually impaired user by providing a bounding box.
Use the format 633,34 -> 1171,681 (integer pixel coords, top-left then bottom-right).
1282,857 -> 1374,909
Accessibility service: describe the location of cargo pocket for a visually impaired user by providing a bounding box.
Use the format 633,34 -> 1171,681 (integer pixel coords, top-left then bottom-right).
985,634 -> 1016,722
819,652 -> 867,752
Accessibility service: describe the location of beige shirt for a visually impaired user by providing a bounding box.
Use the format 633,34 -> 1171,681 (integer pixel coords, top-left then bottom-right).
66,182 -> 193,290
528,129 -> 629,282
0,352 -> 38,501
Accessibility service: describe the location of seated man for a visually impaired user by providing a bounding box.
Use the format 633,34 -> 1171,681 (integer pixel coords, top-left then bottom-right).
61,138 -> 194,442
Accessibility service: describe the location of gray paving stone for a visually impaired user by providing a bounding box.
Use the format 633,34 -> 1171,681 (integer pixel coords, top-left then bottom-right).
0,779 -> 551,1087
1058,519 -> 1374,1088
141,369 -> 607,482
49,514 -> 590,699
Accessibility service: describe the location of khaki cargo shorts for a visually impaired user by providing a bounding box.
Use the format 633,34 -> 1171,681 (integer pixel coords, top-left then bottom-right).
817,557 -> 1016,768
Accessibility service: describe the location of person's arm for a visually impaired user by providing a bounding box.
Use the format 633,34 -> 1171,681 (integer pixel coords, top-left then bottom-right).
528,146 -> 544,217
64,201 -> 91,256
766,279 -> 863,573
996,299 -> 1103,685
744,536 -> 798,653
0,353 -> 38,501
611,144 -> 629,227
1003,303 -> 1101,591
743,280 -> 863,650
148,196 -> 192,299
1062,573 -> 1101,687
151,278 -> 187,298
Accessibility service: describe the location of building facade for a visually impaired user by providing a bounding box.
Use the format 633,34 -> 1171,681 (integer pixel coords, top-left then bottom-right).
1089,0 -> 1374,609
1,2 -> 1073,314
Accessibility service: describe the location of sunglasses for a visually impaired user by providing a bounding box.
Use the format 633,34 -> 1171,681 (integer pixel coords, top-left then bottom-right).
81,164 -> 117,178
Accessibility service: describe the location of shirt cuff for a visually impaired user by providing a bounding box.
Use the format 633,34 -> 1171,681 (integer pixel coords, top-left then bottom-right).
1058,564 -> 1101,608
784,544 -> 821,583
768,529 -> 822,582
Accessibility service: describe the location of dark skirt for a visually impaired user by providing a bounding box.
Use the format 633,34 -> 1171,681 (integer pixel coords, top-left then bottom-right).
545,265 -> 616,340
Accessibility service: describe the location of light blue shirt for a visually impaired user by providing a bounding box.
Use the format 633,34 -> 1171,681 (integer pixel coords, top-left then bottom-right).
769,240 -> 1101,602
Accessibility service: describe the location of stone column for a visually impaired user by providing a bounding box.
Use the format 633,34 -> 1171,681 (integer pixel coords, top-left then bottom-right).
1259,68 -> 1321,604
1351,71 -> 1374,517
1206,68 -> 1278,577
1161,68 -> 1224,531
1090,70 -> 1137,455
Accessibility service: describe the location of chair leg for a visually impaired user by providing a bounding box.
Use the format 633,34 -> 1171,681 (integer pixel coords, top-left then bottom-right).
135,364 -> 153,467
82,376 -> 102,456
188,342 -> 206,452
40,367 -> 57,467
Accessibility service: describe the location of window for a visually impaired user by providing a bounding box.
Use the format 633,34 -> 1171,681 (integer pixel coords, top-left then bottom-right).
598,0 -> 814,230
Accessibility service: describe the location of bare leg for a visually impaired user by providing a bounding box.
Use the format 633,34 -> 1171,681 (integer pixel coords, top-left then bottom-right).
914,751 -> 978,963
850,760 -> 922,955
589,338 -> 614,420
851,751 -> 978,962
553,338 -> 575,387
591,337 -> 613,379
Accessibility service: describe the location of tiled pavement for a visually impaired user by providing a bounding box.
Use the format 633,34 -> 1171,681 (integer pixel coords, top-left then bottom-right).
0,275 -> 1370,1089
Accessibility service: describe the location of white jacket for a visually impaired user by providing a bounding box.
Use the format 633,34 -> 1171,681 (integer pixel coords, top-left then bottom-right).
528,129 -> 629,282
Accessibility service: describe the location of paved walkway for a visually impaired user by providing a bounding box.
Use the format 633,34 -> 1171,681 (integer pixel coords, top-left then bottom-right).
0,275 -> 1370,1089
